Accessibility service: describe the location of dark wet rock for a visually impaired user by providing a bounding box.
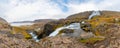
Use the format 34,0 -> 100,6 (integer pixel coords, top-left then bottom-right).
37,23 -> 55,39
32,19 -> 56,34
37,20 -> 64,39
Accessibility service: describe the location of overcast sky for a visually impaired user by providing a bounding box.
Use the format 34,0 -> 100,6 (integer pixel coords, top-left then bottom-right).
0,0 -> 120,22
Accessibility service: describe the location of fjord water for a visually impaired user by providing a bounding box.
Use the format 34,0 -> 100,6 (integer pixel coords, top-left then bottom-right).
10,22 -> 34,26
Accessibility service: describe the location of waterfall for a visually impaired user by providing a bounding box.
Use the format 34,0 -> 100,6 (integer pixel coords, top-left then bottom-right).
27,11 -> 101,42
48,11 -> 101,37
88,11 -> 101,19
28,22 -> 93,42
49,23 -> 81,37
27,30 -> 40,42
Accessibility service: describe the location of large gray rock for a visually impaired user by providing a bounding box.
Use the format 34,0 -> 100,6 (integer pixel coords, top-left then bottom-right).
0,17 -> 11,31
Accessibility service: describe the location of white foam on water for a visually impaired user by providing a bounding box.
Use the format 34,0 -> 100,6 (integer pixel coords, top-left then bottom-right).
28,31 -> 40,42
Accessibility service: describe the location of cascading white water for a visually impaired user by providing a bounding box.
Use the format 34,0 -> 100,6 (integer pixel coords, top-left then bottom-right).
48,22 -> 93,38
48,27 -> 67,37
49,23 -> 81,37
88,11 -> 101,19
67,23 -> 80,29
27,31 -> 40,42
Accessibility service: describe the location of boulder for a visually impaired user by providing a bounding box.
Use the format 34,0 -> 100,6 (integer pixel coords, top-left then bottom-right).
93,24 -> 120,48
0,32 -> 42,48
0,17 -> 11,31
39,36 -> 88,48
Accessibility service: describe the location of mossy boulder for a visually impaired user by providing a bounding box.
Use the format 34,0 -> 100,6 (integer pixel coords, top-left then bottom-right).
58,29 -> 74,35
11,26 -> 32,39
80,36 -> 105,44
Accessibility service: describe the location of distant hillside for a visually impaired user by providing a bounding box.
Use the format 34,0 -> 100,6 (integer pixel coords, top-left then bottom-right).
67,10 -> 120,20
34,19 -> 57,23
11,19 -> 56,23
67,11 -> 92,19
11,21 -> 34,23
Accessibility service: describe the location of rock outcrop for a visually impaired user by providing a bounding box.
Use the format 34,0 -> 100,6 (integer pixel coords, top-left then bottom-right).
93,24 -> 120,48
39,36 -> 88,48
0,32 -> 42,48
0,17 -> 11,31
